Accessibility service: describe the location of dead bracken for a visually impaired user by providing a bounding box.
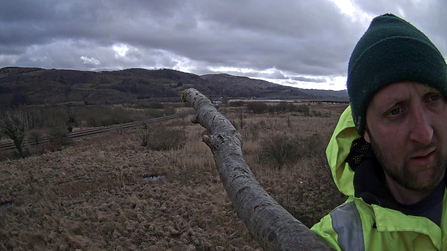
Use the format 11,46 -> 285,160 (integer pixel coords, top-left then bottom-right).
0,102 -> 347,250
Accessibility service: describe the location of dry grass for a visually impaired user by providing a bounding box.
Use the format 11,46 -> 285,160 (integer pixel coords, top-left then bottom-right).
0,102 -> 348,250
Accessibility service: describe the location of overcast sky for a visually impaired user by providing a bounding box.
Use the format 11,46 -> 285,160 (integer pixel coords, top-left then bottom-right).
1,0 -> 446,90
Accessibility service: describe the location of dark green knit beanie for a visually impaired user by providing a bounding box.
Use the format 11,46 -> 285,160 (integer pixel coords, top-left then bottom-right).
347,13 -> 447,135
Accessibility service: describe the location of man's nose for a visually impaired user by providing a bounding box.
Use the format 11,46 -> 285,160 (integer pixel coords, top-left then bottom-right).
409,105 -> 433,146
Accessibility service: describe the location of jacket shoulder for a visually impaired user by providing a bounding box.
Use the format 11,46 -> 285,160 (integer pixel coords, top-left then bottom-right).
311,199 -> 366,251
326,106 -> 360,196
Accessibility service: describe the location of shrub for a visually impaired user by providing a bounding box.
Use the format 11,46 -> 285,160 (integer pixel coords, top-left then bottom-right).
0,110 -> 27,157
229,101 -> 245,107
259,134 -> 301,169
281,153 -> 347,228
85,115 -> 100,127
311,110 -> 330,117
82,105 -> 151,127
247,102 -> 268,114
297,104 -> 310,116
286,103 -> 299,112
259,133 -> 324,169
264,102 -> 300,113
144,128 -> 186,151
300,134 -> 324,158
138,101 -> 164,109
48,127 -> 72,148
163,107 -> 175,116
140,129 -> 150,147
231,119 -> 239,130
239,111 -> 244,129
269,102 -> 288,113
248,123 -> 260,141
28,131 -> 43,146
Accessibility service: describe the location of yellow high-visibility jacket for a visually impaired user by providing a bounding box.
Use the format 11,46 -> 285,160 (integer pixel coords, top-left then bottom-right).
310,106 -> 447,250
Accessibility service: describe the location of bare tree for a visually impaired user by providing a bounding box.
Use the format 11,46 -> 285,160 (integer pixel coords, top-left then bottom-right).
28,131 -> 43,146
182,88 -> 333,251
0,110 -> 27,157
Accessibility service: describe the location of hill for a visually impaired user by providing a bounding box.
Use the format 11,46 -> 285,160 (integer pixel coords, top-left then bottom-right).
0,67 -> 347,106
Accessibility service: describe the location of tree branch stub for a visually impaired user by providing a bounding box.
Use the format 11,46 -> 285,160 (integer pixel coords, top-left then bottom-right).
182,88 -> 334,251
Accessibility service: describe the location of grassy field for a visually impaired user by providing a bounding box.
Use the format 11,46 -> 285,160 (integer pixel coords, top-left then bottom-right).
0,102 -> 348,250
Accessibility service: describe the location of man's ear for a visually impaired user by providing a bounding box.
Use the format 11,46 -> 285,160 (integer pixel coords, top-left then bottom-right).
363,127 -> 371,143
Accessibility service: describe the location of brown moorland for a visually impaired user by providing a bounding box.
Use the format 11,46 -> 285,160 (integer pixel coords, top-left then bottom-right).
0,102 -> 348,250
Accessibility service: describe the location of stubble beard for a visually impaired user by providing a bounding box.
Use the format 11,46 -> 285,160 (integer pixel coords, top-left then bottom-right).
368,134 -> 446,193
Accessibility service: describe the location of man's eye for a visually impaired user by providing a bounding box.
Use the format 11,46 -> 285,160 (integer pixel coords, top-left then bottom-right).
428,94 -> 442,102
389,107 -> 401,116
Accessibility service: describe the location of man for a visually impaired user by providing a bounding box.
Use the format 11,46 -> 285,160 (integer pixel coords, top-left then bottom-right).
310,13 -> 447,250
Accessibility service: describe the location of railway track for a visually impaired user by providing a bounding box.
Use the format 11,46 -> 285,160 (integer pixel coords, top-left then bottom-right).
0,110 -> 193,152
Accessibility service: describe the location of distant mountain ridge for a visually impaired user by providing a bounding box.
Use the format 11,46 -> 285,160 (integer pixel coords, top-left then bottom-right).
0,67 -> 348,106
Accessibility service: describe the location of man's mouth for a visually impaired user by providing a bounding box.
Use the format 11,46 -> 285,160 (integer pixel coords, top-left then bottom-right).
410,149 -> 436,166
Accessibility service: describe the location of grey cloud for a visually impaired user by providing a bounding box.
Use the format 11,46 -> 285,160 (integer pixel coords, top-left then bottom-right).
2,0 -> 360,74
236,70 -> 288,80
292,76 -> 326,83
352,0 -> 447,52
1,0 -> 446,90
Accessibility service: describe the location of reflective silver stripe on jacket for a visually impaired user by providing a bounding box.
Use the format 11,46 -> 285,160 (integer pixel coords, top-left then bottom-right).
330,201 -> 365,251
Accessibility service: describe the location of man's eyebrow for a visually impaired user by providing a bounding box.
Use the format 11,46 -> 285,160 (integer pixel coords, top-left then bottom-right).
377,95 -> 404,105
422,85 -> 441,92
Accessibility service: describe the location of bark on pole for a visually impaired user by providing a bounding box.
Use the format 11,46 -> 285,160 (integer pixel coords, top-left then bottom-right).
182,88 -> 334,251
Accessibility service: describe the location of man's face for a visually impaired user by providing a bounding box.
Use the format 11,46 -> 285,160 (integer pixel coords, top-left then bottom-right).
364,82 -> 447,193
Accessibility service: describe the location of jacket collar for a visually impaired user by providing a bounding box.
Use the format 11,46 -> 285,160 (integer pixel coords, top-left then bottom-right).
348,137 -> 446,226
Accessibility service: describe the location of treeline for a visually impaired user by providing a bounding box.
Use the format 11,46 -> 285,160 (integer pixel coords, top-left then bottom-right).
6,103 -> 176,130
229,101 -> 329,117
0,87 -> 29,107
0,102 -> 180,157
109,80 -> 179,98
